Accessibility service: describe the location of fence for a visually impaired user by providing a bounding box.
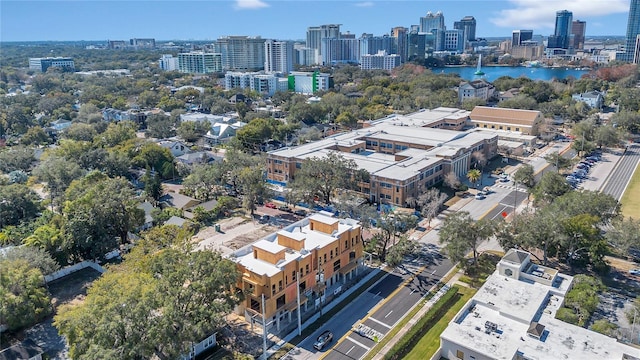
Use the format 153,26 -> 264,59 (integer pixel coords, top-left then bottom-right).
44,260 -> 105,283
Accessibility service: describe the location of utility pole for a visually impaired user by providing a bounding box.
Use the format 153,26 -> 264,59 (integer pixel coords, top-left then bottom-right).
262,294 -> 267,358
297,272 -> 302,336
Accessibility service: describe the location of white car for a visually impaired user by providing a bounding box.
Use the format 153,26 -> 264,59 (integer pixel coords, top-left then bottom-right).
475,193 -> 486,200
629,269 -> 640,275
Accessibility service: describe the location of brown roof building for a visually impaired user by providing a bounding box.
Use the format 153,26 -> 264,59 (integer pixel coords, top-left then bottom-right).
469,106 -> 544,135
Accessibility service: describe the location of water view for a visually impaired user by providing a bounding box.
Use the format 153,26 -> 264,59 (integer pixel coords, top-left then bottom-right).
435,65 -> 590,81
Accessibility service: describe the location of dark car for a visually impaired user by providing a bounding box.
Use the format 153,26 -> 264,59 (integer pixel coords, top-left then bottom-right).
313,330 -> 333,351
258,215 -> 271,224
278,205 -> 292,212
294,209 -> 307,217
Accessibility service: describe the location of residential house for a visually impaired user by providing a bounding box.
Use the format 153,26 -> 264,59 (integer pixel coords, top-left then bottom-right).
184,199 -> 219,220
158,140 -> 191,157
164,215 -> 191,228
229,213 -> 363,331
49,119 -> 72,132
572,90 -> 604,109
175,151 -> 217,166
498,88 -> 521,102
182,333 -> 217,360
0,339 -> 43,360
469,106 -> 544,135
457,80 -> 496,103
159,192 -> 201,211
438,249 -> 640,360
205,123 -> 238,144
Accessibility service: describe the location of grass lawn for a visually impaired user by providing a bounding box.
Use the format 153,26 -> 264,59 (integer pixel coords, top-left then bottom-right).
621,160 -> 640,219
403,286 -> 476,360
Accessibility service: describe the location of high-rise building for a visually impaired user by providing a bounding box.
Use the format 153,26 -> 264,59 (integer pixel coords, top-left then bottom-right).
178,52 -> 222,74
360,51 -> 401,70
453,16 -> 476,47
159,54 -> 178,71
407,31 -> 427,61
28,57 -> 75,72
359,34 -> 394,57
130,38 -> 156,49
620,0 -> 640,62
390,26 -> 408,63
321,38 -> 360,65
215,36 -> 266,71
264,40 -> 294,73
437,30 -> 464,53
571,20 -> 586,50
306,24 -> 341,63
420,11 -> 445,33
512,30 -> 533,46
547,10 -> 573,49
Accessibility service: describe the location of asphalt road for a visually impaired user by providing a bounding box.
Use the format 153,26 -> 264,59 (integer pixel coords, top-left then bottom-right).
601,145 -> 640,201
289,247 -> 453,360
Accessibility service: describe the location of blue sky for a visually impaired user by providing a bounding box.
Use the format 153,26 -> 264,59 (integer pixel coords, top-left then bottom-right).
0,0 -> 632,42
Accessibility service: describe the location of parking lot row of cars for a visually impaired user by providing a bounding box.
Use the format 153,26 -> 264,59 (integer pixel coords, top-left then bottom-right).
566,151 -> 602,188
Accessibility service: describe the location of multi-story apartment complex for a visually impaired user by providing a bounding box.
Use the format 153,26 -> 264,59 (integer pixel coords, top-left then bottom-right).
438,249 -> 640,360
230,213 -> 363,330
159,54 -> 179,71
266,107 -> 498,206
294,45 -> 319,67
28,57 -> 75,72
178,52 -> 222,74
287,71 -> 331,95
215,36 -> 266,71
224,72 -> 288,96
264,40 -> 294,73
321,37 -> 360,65
360,51 -> 401,70
306,24 -> 341,64
130,38 -> 156,49
359,34 -> 394,57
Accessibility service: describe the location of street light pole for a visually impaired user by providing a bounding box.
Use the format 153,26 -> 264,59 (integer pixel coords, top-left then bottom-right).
296,271 -> 302,336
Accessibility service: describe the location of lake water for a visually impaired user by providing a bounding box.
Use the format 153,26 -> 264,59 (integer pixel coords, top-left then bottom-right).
435,66 -> 589,81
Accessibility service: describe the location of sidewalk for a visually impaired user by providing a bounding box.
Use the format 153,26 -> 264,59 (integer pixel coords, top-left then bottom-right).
370,269 -> 466,360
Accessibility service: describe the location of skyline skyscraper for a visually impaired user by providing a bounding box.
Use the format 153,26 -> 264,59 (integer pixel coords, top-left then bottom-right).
548,10 -> 573,49
621,0 -> 640,62
390,26 -> 408,63
214,36 -> 266,71
264,39 -> 294,73
571,20 -> 586,50
306,24 -> 341,63
420,11 -> 445,33
512,30 -> 533,46
454,16 -> 476,47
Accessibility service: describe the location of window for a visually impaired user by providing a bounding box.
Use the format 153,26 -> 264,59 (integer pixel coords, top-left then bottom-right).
456,350 -> 464,359
396,186 -> 399,192
272,284 -> 276,295
345,240 -> 349,249
335,247 -> 338,255
278,280 -> 283,291
296,162 -> 302,169
305,264 -> 309,274
515,127 -> 520,132
292,271 -> 296,281
333,260 -> 341,271
330,250 -> 333,259
324,254 -> 327,263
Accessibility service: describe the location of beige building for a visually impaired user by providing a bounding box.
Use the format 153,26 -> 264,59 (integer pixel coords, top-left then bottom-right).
229,213 -> 363,331
469,106 -> 544,136
267,107 -> 498,206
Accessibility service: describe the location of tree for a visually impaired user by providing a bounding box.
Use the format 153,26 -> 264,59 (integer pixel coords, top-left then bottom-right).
606,217 -> 640,254
513,164 -> 535,188
466,168 -> 481,188
237,165 -> 272,215
146,113 -> 176,139
365,212 -> 418,262
182,164 -> 226,201
444,172 -> 462,190
289,152 -> 360,205
0,146 -> 35,172
63,173 -> 144,261
143,170 -> 163,203
95,120 -> 137,148
386,236 -> 415,267
33,155 -> 84,210
530,171 -> 572,207
54,228 -> 241,360
131,142 -> 175,180
176,120 -> 209,143
418,188 -> 447,228
63,123 -> 98,142
593,125 -> 621,149
544,151 -> 572,173
1,245 -> 59,275
21,126 -> 51,146
439,211 -> 496,268
0,183 -> 42,228
0,258 -> 52,332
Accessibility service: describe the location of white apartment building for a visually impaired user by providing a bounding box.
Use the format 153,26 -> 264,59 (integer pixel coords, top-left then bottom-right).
264,40 -> 294,73
159,54 -> 178,71
439,249 -> 640,360
224,72 -> 287,96
178,52 -> 222,74
360,50 -> 401,70
215,36 -> 266,71
287,71 -> 331,95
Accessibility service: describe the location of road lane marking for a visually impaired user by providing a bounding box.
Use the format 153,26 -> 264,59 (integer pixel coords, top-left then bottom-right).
346,336 -> 371,351
431,269 -> 437,275
385,310 -> 393,318
368,317 -> 392,329
345,345 -> 355,355
478,203 -> 498,220
410,289 -> 416,295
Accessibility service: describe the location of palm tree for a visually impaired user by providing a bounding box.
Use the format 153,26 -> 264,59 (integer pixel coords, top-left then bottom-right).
467,169 -> 481,188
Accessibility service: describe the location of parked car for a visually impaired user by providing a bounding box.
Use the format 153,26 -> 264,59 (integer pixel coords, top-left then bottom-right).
265,202 -> 277,209
294,209 -> 307,217
475,193 -> 486,200
314,330 -> 333,351
629,269 -> 640,275
482,186 -> 492,195
278,205 -> 292,212
258,215 -> 271,224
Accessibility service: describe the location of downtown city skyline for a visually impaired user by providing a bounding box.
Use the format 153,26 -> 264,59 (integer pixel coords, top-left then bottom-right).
0,0 -> 634,42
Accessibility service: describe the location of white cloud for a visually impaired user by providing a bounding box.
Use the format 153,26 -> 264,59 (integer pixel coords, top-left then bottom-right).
355,1 -> 374,7
234,0 -> 269,10
490,0 -> 628,31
